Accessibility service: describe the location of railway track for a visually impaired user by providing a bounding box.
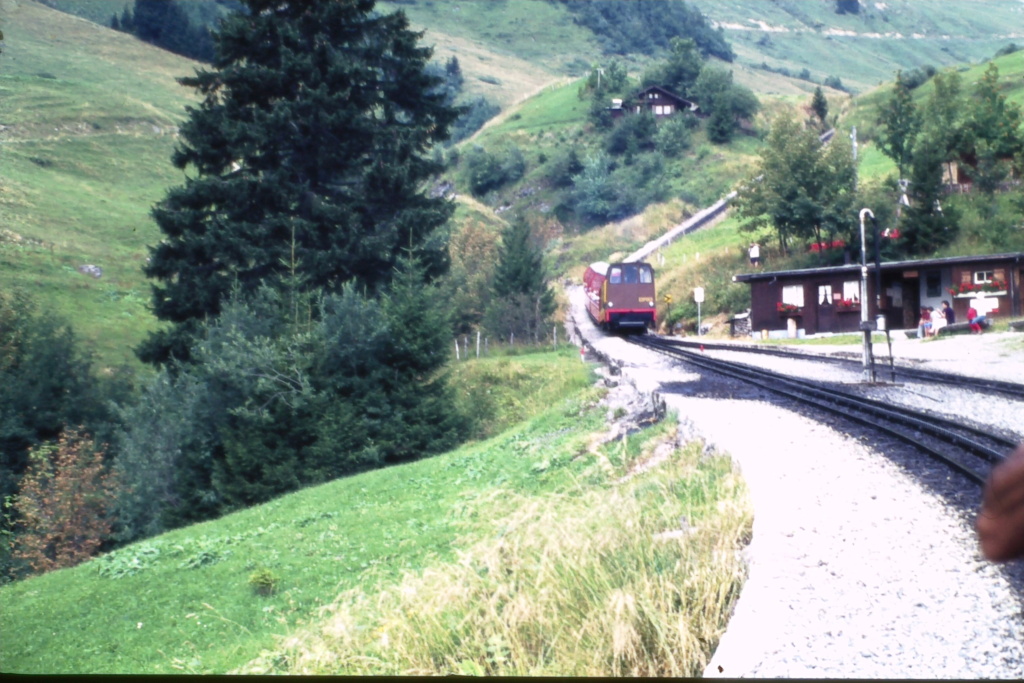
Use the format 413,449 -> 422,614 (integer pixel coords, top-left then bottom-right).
628,335 -> 1017,485
655,336 -> 1024,400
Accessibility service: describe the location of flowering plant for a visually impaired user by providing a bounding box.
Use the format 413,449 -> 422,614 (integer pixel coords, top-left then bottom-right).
948,280 -> 1008,295
835,297 -> 859,309
809,239 -> 847,253
777,302 -> 801,315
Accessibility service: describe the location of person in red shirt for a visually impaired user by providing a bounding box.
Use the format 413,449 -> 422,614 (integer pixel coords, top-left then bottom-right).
967,306 -> 984,334
916,307 -> 932,338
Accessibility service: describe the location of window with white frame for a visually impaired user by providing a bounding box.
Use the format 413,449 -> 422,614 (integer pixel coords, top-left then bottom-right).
782,285 -> 804,307
974,270 -> 994,284
818,285 -> 833,305
842,280 -> 860,303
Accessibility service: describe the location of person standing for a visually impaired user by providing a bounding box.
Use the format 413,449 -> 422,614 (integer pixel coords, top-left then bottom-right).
749,242 -> 761,268
941,300 -> 955,325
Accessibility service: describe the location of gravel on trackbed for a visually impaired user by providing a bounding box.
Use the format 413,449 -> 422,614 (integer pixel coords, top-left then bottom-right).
566,287 -> 1024,678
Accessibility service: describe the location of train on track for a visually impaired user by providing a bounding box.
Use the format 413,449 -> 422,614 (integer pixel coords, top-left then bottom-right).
583,261 -> 657,333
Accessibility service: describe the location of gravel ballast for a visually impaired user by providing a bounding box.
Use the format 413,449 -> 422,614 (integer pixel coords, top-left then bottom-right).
568,288 -> 1024,678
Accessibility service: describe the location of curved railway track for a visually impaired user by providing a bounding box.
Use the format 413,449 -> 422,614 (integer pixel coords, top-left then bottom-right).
656,337 -> 1024,400
628,335 -> 1017,485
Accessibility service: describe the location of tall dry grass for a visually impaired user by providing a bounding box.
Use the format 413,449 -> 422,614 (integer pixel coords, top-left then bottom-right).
237,438 -> 751,676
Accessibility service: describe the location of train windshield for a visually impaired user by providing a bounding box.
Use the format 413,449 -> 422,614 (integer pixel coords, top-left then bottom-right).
609,264 -> 653,284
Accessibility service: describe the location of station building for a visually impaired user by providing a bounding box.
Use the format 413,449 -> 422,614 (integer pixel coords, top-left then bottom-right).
732,252 -> 1024,337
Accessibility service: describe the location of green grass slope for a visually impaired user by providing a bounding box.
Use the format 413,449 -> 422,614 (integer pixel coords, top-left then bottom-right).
0,349 -> 752,676
0,0 -> 199,369
690,0 -> 1024,94
846,49 -> 1024,146
378,0 -> 597,110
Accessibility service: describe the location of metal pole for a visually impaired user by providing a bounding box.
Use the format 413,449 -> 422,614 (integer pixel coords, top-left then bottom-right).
859,208 -> 876,383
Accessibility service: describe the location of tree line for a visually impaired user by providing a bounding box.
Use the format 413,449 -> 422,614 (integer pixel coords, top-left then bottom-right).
110,0 -> 230,63
557,0 -> 734,62
736,60 -> 1024,266
2,0 -> 554,582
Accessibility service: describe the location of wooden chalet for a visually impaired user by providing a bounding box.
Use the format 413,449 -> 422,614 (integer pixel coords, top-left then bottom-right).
733,252 -> 1024,337
610,85 -> 699,120
942,153 -> 1020,193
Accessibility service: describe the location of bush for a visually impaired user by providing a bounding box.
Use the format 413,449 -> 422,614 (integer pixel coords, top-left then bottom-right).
11,430 -> 118,577
902,65 -> 937,90
450,97 -> 501,144
463,145 -> 527,196
824,75 -> 847,92
248,568 -> 281,596
604,112 -> 657,156
994,42 -> 1021,58
543,148 -> 584,189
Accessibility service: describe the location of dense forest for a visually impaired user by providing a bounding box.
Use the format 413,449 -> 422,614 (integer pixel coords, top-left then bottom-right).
557,0 -> 734,61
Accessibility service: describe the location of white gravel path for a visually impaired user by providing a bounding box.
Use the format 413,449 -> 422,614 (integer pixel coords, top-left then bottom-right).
567,288 -> 1024,678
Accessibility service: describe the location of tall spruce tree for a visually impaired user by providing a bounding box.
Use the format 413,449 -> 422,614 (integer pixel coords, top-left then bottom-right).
140,0 -> 459,365
811,86 -> 829,128
484,217 -> 556,343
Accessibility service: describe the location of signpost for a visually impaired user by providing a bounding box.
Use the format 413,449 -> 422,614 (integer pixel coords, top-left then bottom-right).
694,287 -> 705,335
859,208 -> 876,383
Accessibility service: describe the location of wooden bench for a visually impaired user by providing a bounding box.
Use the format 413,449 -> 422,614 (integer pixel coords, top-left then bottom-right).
936,322 -> 972,336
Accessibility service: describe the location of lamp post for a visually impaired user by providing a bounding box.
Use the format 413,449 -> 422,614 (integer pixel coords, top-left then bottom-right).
859,208 -> 876,383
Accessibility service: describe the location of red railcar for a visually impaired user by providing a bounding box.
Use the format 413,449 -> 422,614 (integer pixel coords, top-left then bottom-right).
583,261 -> 657,332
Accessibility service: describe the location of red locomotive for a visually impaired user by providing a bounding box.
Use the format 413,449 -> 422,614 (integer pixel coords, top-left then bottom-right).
583,261 -> 657,332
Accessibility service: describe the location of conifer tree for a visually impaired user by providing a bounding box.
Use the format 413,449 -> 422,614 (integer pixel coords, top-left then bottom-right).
484,217 -> 556,343
140,0 -> 459,365
811,86 -> 829,127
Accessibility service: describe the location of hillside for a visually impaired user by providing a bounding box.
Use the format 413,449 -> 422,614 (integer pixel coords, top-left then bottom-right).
0,0 -> 199,368
379,0 -> 1024,103
0,350 -> 752,675
4,0 -> 1023,364
665,0 -> 1024,96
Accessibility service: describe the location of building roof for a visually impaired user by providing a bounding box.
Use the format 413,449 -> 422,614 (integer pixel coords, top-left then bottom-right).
635,85 -> 699,112
732,252 -> 1024,283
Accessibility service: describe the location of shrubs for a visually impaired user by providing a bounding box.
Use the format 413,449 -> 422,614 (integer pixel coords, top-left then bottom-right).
248,568 -> 280,596
463,145 -> 527,196
10,430 -> 118,576
114,263 -> 465,540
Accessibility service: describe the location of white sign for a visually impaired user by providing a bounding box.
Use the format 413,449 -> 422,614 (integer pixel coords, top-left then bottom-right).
972,294 -> 1000,316
694,287 -> 705,303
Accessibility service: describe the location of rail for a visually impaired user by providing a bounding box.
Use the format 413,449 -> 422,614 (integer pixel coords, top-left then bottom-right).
629,335 -> 1015,485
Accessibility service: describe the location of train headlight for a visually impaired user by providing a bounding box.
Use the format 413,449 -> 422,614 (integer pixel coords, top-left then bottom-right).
606,301 -> 613,308
649,301 -> 655,307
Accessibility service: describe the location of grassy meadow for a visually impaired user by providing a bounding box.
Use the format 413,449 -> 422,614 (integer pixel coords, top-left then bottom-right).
0,0 -> 200,369
689,0 -> 1024,94
0,347 -> 752,675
